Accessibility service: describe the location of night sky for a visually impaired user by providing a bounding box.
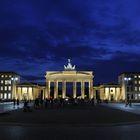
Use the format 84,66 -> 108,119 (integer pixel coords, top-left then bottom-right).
0,0 -> 140,84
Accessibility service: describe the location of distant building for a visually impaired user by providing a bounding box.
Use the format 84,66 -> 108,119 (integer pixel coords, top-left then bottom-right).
119,72 -> 140,101
16,82 -> 45,100
0,72 -> 20,100
93,84 -> 122,101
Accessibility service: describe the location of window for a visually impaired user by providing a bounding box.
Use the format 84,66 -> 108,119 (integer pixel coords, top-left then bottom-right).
135,81 -> 137,84
4,93 -> 7,99
8,93 -> 11,99
110,89 -> 114,92
8,86 -> 11,91
105,88 -> 109,94
1,87 -> 3,91
5,75 -> 7,78
1,80 -> 3,84
139,75 -> 140,78
9,75 -> 11,78
139,87 -> 140,91
5,80 -> 11,85
1,75 -> 4,78
5,86 -> 7,91
135,86 -> 138,91
134,75 -> 137,78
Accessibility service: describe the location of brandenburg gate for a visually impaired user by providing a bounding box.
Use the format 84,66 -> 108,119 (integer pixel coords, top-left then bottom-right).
45,59 -> 94,99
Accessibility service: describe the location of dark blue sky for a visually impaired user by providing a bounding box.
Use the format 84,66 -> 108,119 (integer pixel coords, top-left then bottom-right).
0,0 -> 140,84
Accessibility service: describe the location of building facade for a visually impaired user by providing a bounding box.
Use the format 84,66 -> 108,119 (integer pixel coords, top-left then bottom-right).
94,84 -> 122,101
0,72 -> 20,100
16,83 -> 45,100
119,72 -> 140,101
45,59 -> 94,99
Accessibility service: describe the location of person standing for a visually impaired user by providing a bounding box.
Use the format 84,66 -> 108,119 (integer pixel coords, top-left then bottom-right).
17,99 -> 19,108
13,98 -> 16,108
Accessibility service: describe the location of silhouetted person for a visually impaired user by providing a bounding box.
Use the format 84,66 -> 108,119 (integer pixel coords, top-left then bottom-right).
50,98 -> 54,108
16,99 -> 19,108
23,100 -> 31,112
45,99 -> 48,108
34,98 -> 39,109
13,98 -> 16,108
40,99 -> 43,108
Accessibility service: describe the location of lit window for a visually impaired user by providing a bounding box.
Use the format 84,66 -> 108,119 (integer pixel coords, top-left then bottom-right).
9,75 -> 11,78
5,86 -> 7,91
139,87 -> 140,91
8,86 -> 11,90
1,87 -> 3,91
4,93 -> 7,99
105,88 -> 109,94
135,87 -> 138,91
134,75 -> 137,78
5,80 -> 11,85
139,81 -> 140,84
1,75 -> 4,78
110,88 -> 114,93
1,80 -> 3,84
139,75 -> 140,78
5,75 -> 7,78
8,93 -> 11,99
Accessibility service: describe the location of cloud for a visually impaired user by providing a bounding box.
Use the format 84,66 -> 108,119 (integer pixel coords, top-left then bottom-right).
0,0 -> 139,83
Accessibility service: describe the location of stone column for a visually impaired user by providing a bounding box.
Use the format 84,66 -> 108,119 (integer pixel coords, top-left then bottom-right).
54,80 -> 58,99
81,81 -> 85,99
32,87 -> 34,100
27,87 -> 29,100
62,80 -> 66,98
46,80 -> 50,99
16,86 -> 18,100
73,81 -> 77,98
89,80 -> 93,99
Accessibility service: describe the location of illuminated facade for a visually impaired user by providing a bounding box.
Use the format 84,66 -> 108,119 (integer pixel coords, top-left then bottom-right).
45,59 -> 94,99
119,72 -> 140,100
94,84 -> 122,101
0,72 -> 20,100
16,83 -> 45,100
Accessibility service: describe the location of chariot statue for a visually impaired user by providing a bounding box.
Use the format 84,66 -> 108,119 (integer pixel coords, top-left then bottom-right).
64,59 -> 76,70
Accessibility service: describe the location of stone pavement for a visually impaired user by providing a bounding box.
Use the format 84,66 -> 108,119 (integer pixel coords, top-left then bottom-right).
0,104 -> 140,125
102,103 -> 140,115
0,104 -> 140,140
0,102 -> 31,114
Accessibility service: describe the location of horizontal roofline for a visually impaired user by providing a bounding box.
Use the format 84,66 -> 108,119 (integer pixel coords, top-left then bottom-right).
119,72 -> 140,75
0,71 -> 19,75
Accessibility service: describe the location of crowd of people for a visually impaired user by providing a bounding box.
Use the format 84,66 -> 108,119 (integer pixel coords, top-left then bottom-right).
33,97 -> 100,109
12,97 -> 101,112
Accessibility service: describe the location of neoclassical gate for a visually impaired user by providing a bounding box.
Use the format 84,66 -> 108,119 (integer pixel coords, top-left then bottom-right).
45,59 -> 94,99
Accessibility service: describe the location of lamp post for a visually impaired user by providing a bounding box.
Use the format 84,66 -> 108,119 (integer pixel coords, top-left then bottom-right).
124,77 -> 131,106
11,77 -> 19,99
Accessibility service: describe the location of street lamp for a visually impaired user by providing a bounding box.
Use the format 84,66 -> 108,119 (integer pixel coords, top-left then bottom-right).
124,77 -> 131,106
11,77 -> 19,99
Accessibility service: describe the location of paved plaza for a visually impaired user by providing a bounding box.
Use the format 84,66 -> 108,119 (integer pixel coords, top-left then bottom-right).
102,102 -> 140,115
0,102 -> 24,114
0,103 -> 140,140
